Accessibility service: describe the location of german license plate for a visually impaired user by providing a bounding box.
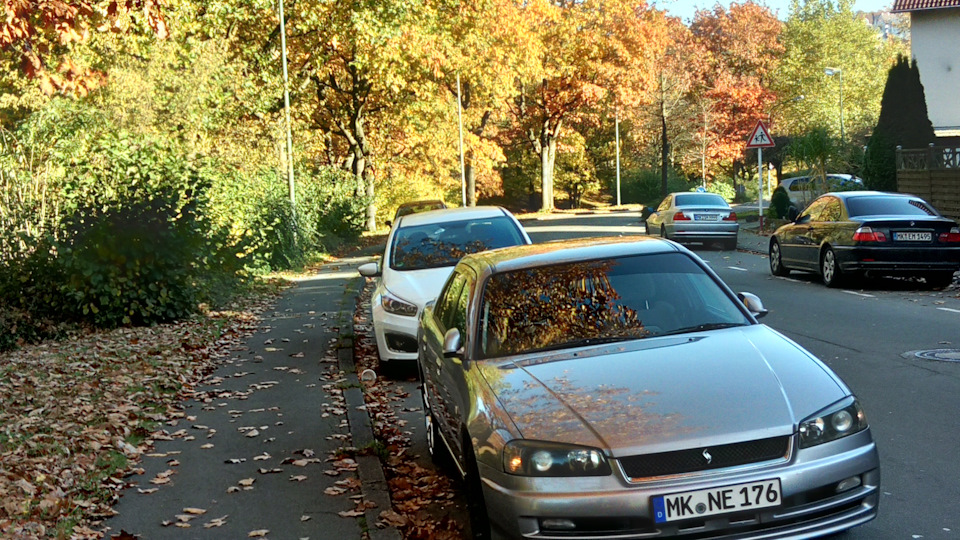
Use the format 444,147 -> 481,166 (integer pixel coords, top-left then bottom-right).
652,479 -> 781,523
694,214 -> 719,221
894,232 -> 932,242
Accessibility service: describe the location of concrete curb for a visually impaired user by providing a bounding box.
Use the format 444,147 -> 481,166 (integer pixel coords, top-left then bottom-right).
337,281 -> 401,540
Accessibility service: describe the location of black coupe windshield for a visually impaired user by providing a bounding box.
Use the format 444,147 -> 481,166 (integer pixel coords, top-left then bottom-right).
390,216 -> 525,271
478,252 -> 750,358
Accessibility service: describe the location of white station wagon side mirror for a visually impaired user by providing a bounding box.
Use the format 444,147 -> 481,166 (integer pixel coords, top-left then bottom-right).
357,262 -> 380,277
738,292 -> 768,319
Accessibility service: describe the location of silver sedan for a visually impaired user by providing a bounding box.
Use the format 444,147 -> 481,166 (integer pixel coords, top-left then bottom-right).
417,237 -> 879,539
646,192 -> 739,250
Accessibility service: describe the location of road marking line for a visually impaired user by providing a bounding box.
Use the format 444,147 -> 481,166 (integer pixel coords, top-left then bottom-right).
727,266 -> 748,272
775,276 -> 804,283
937,307 -> 960,314
841,290 -> 875,298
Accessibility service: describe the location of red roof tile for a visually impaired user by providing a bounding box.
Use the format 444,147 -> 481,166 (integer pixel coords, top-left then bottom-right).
892,0 -> 960,12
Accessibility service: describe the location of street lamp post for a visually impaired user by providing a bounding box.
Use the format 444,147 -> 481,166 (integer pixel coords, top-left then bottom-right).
824,67 -> 844,144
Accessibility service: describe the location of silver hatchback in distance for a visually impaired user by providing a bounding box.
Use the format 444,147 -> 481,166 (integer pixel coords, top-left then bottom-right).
417,237 -> 879,539
646,192 -> 739,250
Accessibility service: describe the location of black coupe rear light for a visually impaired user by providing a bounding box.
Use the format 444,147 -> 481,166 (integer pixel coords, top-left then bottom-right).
939,228 -> 960,243
853,227 -> 886,243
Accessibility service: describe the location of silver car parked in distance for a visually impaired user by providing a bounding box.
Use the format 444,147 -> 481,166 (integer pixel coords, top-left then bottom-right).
418,236 -> 879,540
646,192 -> 739,250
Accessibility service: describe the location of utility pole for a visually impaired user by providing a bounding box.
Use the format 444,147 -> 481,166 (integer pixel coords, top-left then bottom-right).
279,0 -> 295,212
615,112 -> 621,207
457,73 -> 466,207
825,67 -> 844,144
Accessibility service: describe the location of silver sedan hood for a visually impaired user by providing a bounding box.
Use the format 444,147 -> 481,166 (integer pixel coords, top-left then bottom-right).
490,325 -> 847,457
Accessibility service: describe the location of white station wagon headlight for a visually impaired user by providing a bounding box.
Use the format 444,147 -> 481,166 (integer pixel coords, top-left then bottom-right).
503,440 -> 611,477
381,292 -> 417,317
798,397 -> 868,449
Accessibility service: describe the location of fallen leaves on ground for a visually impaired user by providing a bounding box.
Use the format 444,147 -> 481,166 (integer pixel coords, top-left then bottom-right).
0,284 -> 283,538
352,282 -> 465,539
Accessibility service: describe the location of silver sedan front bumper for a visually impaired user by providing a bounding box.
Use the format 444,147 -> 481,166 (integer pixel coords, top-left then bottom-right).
480,431 -> 879,539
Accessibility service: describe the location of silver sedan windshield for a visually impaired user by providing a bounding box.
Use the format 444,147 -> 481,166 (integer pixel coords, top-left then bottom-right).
478,252 -> 750,358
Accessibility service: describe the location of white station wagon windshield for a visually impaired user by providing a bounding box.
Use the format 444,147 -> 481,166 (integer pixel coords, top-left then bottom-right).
478,252 -> 750,358
391,216 -> 525,271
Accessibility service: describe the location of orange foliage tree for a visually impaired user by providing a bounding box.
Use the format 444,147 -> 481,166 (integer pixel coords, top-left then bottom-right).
510,0 -> 662,211
1,0 -> 166,96
691,1 -> 783,180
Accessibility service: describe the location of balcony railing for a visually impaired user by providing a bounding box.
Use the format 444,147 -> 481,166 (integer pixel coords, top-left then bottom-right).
897,146 -> 960,170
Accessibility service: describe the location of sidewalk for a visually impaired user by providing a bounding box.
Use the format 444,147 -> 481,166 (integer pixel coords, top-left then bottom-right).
736,220 -> 772,254
102,256 -> 398,540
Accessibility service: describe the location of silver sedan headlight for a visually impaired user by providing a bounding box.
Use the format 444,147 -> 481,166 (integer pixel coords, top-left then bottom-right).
798,397 -> 868,449
381,291 -> 417,316
503,440 -> 611,477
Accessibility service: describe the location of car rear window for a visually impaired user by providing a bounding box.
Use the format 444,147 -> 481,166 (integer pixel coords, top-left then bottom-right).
675,193 -> 728,207
477,252 -> 749,358
845,196 -> 937,217
390,216 -> 525,271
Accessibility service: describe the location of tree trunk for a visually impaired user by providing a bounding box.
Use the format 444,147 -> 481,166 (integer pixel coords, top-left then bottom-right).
364,167 -> 376,231
465,150 -> 477,207
541,133 -> 557,211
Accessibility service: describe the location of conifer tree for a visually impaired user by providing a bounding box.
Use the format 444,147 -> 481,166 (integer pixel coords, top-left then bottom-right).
863,55 -> 935,191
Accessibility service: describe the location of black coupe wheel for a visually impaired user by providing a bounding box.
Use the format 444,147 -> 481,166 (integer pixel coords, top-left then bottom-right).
769,239 -> 789,276
820,247 -> 843,288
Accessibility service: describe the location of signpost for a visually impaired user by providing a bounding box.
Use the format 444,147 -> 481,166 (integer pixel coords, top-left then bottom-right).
745,120 -> 775,231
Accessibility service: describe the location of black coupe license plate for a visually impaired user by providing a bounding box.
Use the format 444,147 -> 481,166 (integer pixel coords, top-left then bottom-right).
894,232 -> 932,242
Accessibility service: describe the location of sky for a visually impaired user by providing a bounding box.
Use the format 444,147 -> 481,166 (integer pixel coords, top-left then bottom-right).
652,0 -> 896,22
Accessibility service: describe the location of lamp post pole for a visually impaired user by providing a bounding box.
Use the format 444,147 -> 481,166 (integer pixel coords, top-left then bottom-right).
615,111 -> 621,207
825,67 -> 844,144
279,0 -> 294,207
457,73 -> 466,207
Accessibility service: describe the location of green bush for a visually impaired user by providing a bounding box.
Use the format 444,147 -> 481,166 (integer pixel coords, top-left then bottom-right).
54,134 -> 243,327
0,236 -> 68,351
704,180 -> 736,202
241,168 -> 369,272
621,168 -> 693,206
770,186 -> 791,218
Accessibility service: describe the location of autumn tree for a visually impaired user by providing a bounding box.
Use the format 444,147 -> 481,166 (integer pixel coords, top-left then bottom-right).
0,0 -> 166,102
691,1 -> 783,181
511,0 -> 660,211
640,15 -> 702,197
283,0 -> 442,230
428,0 -> 537,206
773,0 -> 906,147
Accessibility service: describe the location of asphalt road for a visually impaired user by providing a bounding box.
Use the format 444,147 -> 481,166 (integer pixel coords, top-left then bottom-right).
389,211 -> 960,540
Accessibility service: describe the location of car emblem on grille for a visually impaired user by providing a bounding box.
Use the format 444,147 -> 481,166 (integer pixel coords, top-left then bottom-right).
702,448 -> 713,465
911,221 -> 915,227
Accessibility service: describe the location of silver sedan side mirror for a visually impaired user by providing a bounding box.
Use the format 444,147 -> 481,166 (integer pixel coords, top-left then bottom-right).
442,328 -> 463,359
357,262 -> 380,277
738,292 -> 768,319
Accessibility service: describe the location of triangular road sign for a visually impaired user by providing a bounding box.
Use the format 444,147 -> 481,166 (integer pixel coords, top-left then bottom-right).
746,120 -> 775,148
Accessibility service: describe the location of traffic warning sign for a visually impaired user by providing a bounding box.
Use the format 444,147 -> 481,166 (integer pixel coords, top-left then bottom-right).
745,120 -> 775,148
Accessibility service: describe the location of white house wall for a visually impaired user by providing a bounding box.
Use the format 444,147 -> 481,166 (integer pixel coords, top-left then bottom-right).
911,9 -> 960,136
